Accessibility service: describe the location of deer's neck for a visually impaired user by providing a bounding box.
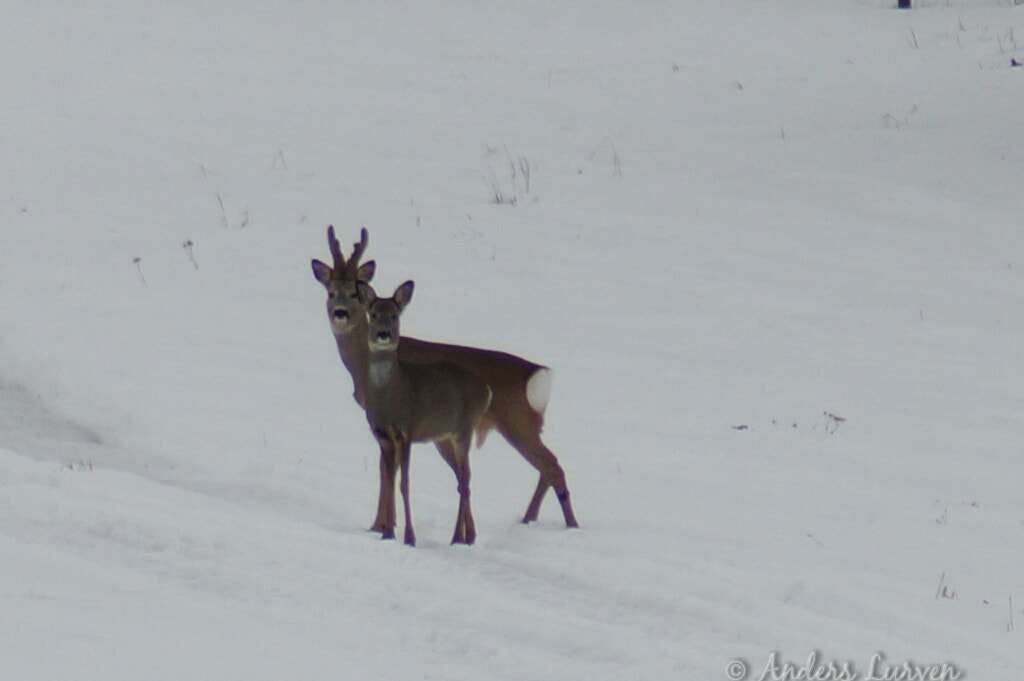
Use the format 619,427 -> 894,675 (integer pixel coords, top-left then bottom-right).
333,320 -> 371,403
367,349 -> 399,389
364,347 -> 410,432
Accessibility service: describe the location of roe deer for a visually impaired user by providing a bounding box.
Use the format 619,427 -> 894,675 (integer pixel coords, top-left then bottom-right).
356,280 -> 491,545
311,226 -> 578,531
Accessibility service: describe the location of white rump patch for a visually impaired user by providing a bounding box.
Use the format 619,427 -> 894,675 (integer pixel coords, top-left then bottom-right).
526,367 -> 553,414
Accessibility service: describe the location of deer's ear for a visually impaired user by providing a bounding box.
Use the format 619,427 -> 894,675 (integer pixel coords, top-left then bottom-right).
312,260 -> 332,286
357,260 -> 376,283
394,280 -> 415,310
356,281 -> 377,306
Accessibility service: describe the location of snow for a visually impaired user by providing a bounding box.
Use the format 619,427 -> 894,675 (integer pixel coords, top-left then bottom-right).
2,0 -> 1022,678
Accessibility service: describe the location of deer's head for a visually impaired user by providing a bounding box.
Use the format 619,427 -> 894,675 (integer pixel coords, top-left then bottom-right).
311,226 -> 377,337
357,280 -> 414,351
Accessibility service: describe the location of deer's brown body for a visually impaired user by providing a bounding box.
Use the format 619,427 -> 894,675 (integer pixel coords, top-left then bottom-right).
359,280 -> 491,545
311,227 -> 578,537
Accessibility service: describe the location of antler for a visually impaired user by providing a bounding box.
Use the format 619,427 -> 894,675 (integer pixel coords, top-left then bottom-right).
325,225 -> 371,281
346,228 -> 369,278
327,225 -> 344,270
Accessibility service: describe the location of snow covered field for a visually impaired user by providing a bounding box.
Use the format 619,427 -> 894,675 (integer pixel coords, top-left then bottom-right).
2,1 -> 1022,678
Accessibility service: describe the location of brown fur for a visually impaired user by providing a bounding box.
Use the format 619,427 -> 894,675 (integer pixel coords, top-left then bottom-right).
312,226 -> 578,535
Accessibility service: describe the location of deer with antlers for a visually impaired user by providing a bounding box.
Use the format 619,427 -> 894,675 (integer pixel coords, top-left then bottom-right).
311,226 -> 578,540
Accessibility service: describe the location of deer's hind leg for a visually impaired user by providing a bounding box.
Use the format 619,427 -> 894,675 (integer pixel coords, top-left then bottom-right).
499,416 -> 578,529
435,436 -> 475,545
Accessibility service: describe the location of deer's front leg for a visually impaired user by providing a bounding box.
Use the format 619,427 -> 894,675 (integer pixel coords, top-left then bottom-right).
398,440 -> 415,546
369,449 -> 391,534
375,433 -> 400,540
